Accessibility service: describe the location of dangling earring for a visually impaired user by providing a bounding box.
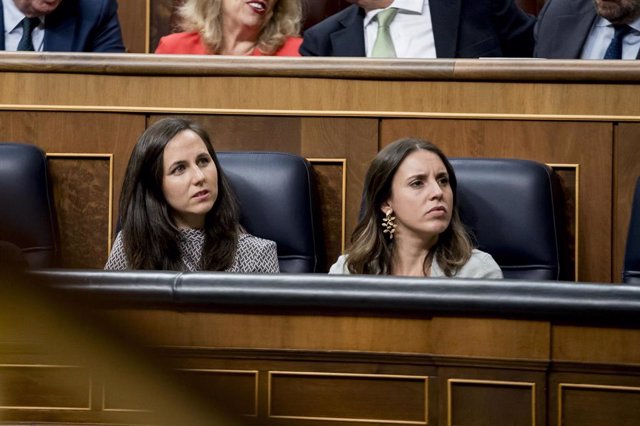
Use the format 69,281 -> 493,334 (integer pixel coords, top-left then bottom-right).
382,210 -> 397,239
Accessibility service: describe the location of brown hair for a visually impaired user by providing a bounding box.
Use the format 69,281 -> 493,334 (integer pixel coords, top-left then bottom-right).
345,138 -> 473,276
178,0 -> 301,54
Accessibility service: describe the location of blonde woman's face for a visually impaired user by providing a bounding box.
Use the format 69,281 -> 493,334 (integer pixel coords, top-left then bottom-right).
222,0 -> 277,30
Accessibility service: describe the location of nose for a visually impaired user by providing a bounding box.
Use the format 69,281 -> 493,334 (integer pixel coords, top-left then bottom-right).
191,166 -> 205,184
428,180 -> 443,199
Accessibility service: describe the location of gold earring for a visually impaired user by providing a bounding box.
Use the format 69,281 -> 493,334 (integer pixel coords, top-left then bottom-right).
382,210 -> 397,239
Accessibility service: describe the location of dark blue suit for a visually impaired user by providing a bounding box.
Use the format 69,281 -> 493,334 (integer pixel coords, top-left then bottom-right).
300,2 -> 535,58
0,0 -> 125,52
534,0 -> 640,59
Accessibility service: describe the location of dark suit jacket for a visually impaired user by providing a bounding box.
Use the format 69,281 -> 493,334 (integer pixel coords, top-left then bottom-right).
0,0 -> 125,52
534,0 -> 640,59
300,1 -> 535,58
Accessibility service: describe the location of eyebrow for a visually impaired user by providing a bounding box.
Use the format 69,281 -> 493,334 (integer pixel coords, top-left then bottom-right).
167,160 -> 186,171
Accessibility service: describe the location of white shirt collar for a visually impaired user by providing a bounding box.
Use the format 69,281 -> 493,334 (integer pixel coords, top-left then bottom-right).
364,0 -> 427,27
594,15 -> 640,33
3,0 -> 44,32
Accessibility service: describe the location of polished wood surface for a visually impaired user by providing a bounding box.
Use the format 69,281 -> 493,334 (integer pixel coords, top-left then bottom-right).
0,54 -> 638,280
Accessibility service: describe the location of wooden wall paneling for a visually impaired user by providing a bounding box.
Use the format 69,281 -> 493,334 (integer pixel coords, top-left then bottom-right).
552,325 -> 640,365
107,310 -> 433,354
174,370 -> 258,416
308,160 -> 345,271
0,365 -> 91,410
380,119 -> 612,283
148,114 -> 302,152
47,156 -> 111,268
0,112 -> 145,268
439,367 -> 546,426
613,123 -> 640,283
550,372 -> 640,426
301,117 -> 379,259
430,317 -> 550,360
117,0 -> 148,53
268,371 -> 428,424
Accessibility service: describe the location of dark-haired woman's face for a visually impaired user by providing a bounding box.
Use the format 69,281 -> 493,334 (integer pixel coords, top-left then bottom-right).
161,130 -> 218,229
382,150 -> 453,246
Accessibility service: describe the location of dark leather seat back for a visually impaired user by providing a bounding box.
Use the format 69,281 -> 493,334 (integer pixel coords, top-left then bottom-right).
0,143 -> 59,268
217,152 -> 323,273
623,177 -> 640,284
451,158 -> 566,280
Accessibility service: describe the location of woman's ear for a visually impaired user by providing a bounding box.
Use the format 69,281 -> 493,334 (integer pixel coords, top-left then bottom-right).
380,200 -> 392,215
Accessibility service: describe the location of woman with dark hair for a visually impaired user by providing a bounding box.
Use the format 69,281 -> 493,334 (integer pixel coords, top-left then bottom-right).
329,138 -> 502,278
105,117 -> 279,272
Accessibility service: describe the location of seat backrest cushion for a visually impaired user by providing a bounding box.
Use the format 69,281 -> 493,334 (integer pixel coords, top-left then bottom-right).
624,177 -> 640,284
0,143 -> 58,268
217,152 -> 322,273
451,158 -> 564,280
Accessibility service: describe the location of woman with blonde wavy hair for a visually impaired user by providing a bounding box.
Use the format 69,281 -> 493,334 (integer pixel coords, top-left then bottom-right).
155,0 -> 302,56
329,138 -> 503,279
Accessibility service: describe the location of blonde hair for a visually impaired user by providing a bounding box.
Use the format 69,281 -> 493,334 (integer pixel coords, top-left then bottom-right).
178,0 -> 301,54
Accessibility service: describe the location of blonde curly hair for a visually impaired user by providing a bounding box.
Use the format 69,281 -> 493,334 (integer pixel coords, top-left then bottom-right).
178,0 -> 302,54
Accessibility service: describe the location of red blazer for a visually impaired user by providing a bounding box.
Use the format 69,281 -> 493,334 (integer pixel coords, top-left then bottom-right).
155,32 -> 302,56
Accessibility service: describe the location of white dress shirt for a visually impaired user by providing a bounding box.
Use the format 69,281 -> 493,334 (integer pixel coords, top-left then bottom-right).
581,16 -> 640,59
2,0 -> 45,51
363,0 -> 437,58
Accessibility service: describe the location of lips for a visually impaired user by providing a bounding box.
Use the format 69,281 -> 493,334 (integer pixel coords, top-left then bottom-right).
247,0 -> 267,13
427,206 -> 447,214
192,190 -> 209,199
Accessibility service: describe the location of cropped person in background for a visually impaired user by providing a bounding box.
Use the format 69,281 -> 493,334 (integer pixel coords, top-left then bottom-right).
105,117 -> 279,273
0,0 -> 125,52
329,138 -> 502,278
300,0 -> 534,58
534,0 -> 640,59
155,0 -> 302,56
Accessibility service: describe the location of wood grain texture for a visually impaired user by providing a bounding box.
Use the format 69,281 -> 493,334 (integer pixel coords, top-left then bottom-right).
269,372 -> 427,422
48,158 -> 110,268
431,317 -> 550,360
553,325 -> 640,365
117,0 -> 147,53
311,162 -> 344,271
449,381 -> 534,426
0,365 -> 91,409
107,310 -> 433,353
613,123 -> 640,283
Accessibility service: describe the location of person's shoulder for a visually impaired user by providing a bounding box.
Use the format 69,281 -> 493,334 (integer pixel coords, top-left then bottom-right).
234,234 -> 279,273
73,0 -> 116,14
238,233 -> 277,251
274,37 -> 303,56
304,5 -> 361,34
459,249 -> 503,279
328,255 -> 350,274
155,32 -> 205,54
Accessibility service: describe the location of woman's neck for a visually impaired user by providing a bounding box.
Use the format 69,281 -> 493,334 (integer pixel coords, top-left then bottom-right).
220,20 -> 261,55
390,234 -> 437,277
